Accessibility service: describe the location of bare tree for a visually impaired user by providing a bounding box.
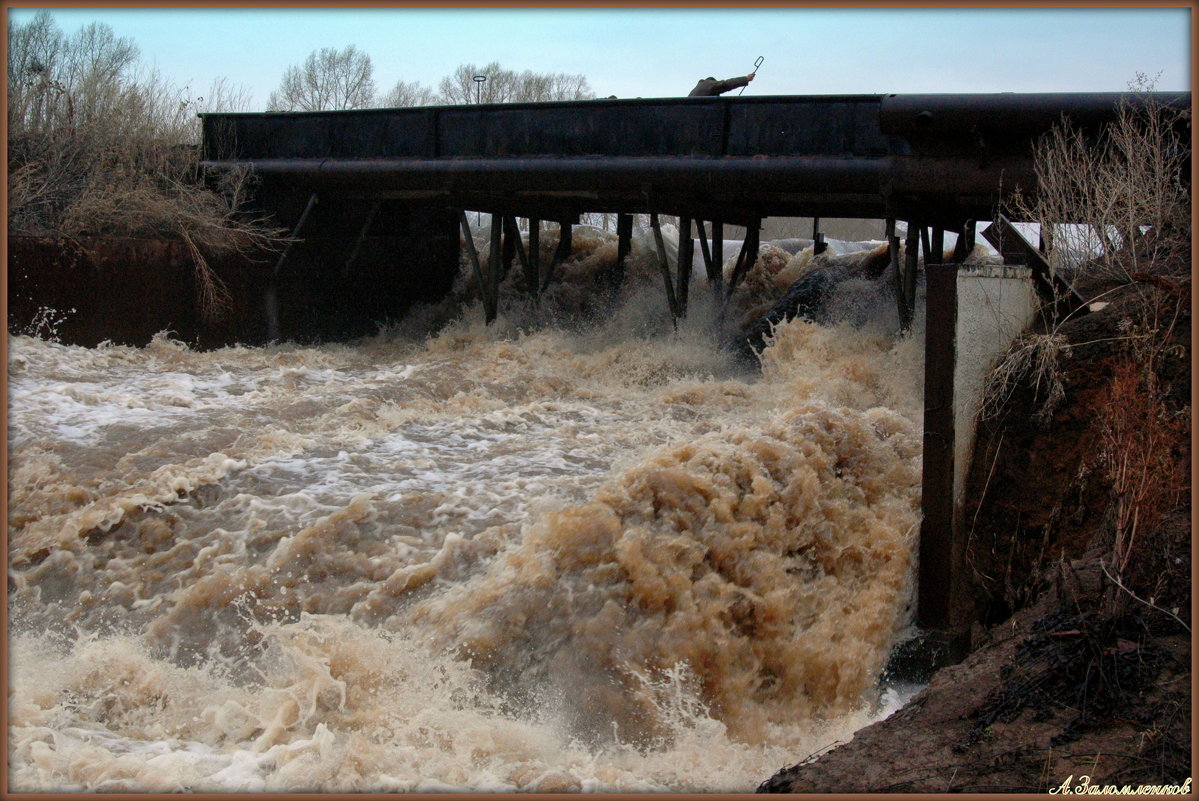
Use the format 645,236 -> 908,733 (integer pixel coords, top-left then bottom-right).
381,78 -> 438,108
268,45 -> 376,111
7,10 -> 287,319
8,11 -> 141,135
512,69 -> 594,102
437,61 -> 594,104
439,61 -> 508,104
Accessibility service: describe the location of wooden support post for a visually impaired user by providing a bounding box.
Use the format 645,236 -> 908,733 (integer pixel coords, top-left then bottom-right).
951,219 -> 976,263
650,213 -> 680,323
502,215 -> 528,285
458,211 -> 488,304
885,217 -> 900,273
541,220 -> 573,292
886,217 -> 901,326
725,218 -> 760,298
266,191 -> 319,341
486,213 -> 502,323
615,213 -> 633,289
696,220 -> 714,282
677,217 -> 693,317
710,221 -> 725,298
918,263 -> 960,631
272,192 -> 319,280
526,218 -> 540,295
342,201 -> 379,278
898,223 -> 919,331
931,226 -> 945,265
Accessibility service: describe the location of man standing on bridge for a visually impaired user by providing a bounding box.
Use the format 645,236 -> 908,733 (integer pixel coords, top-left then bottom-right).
688,72 -> 755,96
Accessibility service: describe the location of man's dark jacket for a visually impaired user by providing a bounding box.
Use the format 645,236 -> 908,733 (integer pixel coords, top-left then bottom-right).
688,75 -> 752,96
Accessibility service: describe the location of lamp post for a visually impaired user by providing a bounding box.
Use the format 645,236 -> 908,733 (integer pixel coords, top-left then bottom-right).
473,75 -> 488,228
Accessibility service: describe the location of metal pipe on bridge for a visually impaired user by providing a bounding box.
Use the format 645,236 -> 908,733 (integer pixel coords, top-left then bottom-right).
200,91 -> 1189,224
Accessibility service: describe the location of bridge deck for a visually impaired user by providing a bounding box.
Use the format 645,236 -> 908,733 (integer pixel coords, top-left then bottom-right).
201,92 -> 1187,226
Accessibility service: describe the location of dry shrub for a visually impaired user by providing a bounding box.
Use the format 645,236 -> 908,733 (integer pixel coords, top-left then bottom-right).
978,77 -> 1191,625
1094,351 -> 1190,616
978,331 -> 1071,426
8,11 -> 283,319
1009,75 -> 1191,285
985,78 -> 1191,422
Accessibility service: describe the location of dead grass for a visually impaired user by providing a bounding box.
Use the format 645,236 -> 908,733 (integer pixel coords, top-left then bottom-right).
1009,76 -> 1191,285
979,331 -> 1071,426
1094,351 -> 1191,616
8,11 -> 285,319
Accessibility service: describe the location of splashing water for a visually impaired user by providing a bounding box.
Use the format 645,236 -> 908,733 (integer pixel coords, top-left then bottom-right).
8,228 -> 926,792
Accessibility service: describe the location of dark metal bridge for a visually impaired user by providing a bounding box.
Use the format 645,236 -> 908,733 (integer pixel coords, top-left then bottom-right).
199,91 -> 1188,330
200,91 -> 1190,643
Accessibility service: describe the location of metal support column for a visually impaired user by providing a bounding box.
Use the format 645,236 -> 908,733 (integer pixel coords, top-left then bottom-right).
725,218 -> 760,298
886,217 -> 901,323
265,191 -> 319,341
897,222 -> 919,331
696,220 -> 714,283
526,218 -> 541,295
502,215 -> 528,286
485,213 -> 502,323
918,263 -> 961,631
677,217 -> 693,317
342,201 -> 380,277
540,220 -> 574,292
951,219 -> 976,263
615,213 -> 633,290
459,211 -> 488,306
650,213 -> 680,323
710,221 -> 724,298
929,226 -> 944,266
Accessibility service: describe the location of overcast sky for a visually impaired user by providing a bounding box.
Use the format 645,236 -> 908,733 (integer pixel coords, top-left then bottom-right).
7,5 -> 1193,108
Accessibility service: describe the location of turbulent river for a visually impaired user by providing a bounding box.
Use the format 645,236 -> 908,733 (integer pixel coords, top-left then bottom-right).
8,225 -> 932,792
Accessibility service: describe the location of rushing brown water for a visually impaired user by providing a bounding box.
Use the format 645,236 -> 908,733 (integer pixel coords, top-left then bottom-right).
8,225 -> 929,792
